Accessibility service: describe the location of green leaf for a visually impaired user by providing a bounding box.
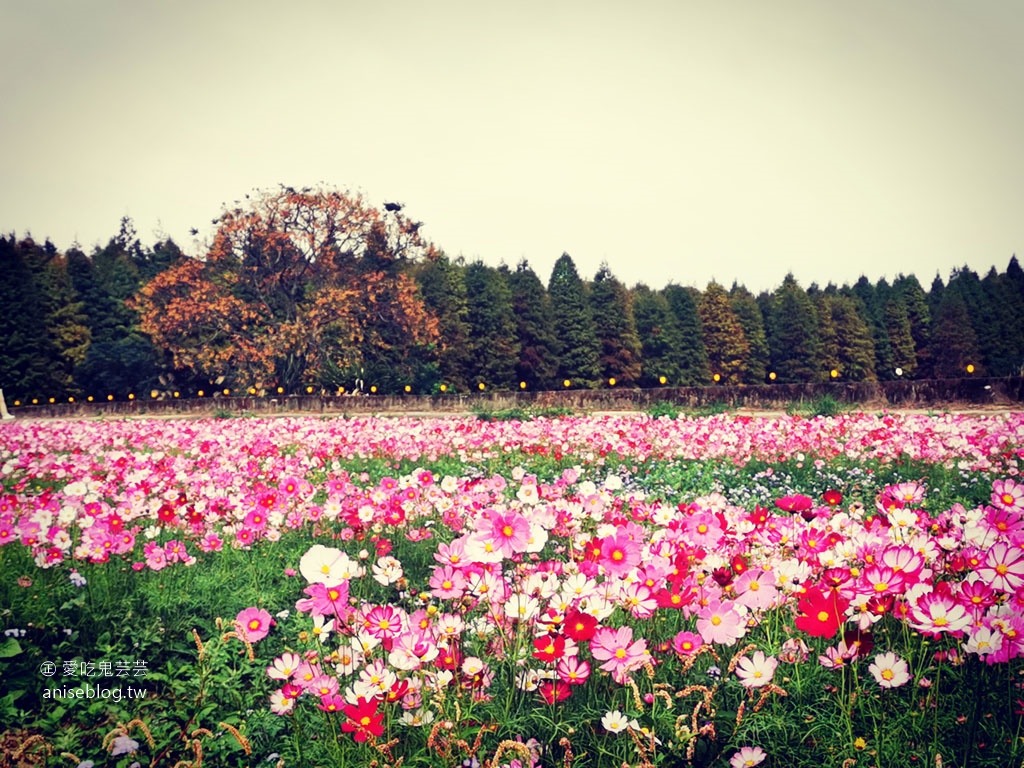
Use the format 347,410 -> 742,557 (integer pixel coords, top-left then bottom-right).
0,638 -> 23,658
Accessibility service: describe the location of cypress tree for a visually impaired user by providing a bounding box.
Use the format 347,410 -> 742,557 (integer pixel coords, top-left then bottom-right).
548,253 -> 600,386
632,285 -> 684,386
728,283 -> 769,384
464,261 -> 520,389
415,252 -> 474,391
766,274 -> 821,382
664,284 -> 710,385
830,294 -> 877,381
506,260 -> 561,390
852,276 -> 895,379
948,267 -> 1001,374
814,292 -> 840,375
699,281 -> 749,384
883,299 -> 917,378
0,236 -> 60,399
893,274 -> 932,378
929,289 -> 981,378
589,264 -> 642,386
980,267 -> 1021,376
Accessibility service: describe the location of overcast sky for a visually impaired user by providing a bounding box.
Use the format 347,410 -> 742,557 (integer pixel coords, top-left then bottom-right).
2,0 -> 1021,293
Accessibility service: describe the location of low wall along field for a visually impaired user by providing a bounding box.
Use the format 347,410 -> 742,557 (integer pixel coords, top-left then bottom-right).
8,376 -> 1024,418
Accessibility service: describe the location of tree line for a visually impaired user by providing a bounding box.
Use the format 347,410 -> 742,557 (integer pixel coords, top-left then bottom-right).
2,186 -> 1022,402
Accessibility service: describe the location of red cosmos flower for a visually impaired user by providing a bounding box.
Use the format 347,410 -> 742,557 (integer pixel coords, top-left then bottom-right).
341,697 -> 385,742
747,506 -> 770,527
386,678 -> 410,704
655,582 -> 694,610
532,633 -> 566,663
794,586 -> 849,638
539,680 -> 572,704
563,610 -> 598,642
774,494 -> 814,513
823,489 -> 843,507
156,503 -> 178,525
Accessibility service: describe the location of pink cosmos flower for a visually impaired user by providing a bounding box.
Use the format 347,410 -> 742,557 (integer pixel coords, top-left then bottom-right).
429,564 -> 467,599
729,749 -> 770,768
364,604 -> 405,641
489,511 -> 531,558
598,529 -> 642,578
556,655 -> 591,685
236,607 -> 274,643
992,478 -> 1024,513
734,651 -> 778,688
909,591 -> 972,635
590,625 -> 648,682
671,631 -> 703,657
696,599 -> 747,646
978,542 -> 1024,593
868,652 -> 911,688
730,746 -> 767,768
733,569 -> 779,611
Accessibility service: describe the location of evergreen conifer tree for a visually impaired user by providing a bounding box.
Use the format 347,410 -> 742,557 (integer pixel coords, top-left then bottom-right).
589,264 -> 642,385
699,281 -> 749,384
830,294 -> 877,381
893,274 -> 931,378
883,299 -> 917,378
464,261 -> 520,389
548,253 -> 600,386
929,288 -> 981,377
415,252 -> 473,391
663,285 -> 710,385
728,284 -> 769,383
506,260 -> 561,389
632,285 -> 685,386
766,274 -> 821,382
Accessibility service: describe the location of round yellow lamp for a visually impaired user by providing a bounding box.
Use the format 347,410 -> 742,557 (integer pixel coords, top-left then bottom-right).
128,394 -> 135,400
173,391 -> 180,398
151,390 -> 159,398
440,384 -> 448,393
713,373 -> 721,383
519,381 -> 527,390
198,390 -> 204,397
478,382 -> 486,391
966,364 -> 975,374
87,396 -> 94,402
48,397 -> 55,404
608,377 -> 616,387
32,399 -> 38,404
830,369 -> 839,379
277,386 -> 284,394
107,394 -> 114,401
370,385 -> 377,394
68,396 -> 74,403
659,376 -> 667,385
563,379 -> 571,388
306,385 -> 314,394
404,385 -> 411,393
768,371 -> 777,381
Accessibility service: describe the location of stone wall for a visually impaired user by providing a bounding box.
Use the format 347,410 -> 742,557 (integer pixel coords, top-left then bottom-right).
7,377 -> 1023,419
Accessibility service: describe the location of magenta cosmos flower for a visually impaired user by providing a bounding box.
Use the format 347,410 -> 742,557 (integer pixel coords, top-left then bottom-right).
236,607 -> 274,642
598,529 -> 642,578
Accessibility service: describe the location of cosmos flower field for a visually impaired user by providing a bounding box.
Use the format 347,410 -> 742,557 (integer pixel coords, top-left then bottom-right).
1,412 -> 1023,768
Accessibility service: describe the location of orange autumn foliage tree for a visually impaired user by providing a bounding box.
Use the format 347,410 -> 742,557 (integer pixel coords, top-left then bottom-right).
134,186 -> 438,391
